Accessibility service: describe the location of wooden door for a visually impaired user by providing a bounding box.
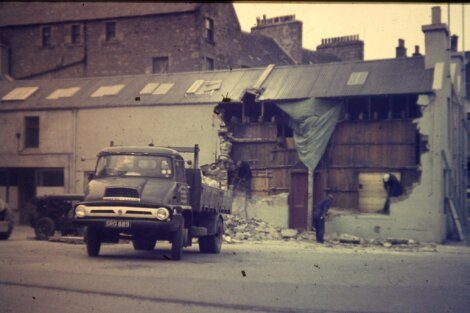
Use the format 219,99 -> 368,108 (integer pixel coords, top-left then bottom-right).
289,171 -> 308,230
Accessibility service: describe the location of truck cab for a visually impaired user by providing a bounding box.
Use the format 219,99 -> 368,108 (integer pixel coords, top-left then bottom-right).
74,145 -> 231,260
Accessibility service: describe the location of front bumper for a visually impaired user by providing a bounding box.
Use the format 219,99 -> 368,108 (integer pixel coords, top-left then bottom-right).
74,214 -> 183,232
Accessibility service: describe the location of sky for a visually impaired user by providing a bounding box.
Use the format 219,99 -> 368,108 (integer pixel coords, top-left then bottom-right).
233,2 -> 469,61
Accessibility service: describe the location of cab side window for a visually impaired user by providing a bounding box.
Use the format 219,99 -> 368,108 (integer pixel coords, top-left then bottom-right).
175,160 -> 186,182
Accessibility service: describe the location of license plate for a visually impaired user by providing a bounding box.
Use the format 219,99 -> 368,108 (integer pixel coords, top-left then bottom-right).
105,220 -> 130,228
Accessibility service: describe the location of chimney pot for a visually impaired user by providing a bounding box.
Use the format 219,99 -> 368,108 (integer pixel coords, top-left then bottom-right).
412,45 -> 421,57
450,34 -> 458,52
431,6 -> 441,24
396,39 -> 407,58
398,38 -> 405,47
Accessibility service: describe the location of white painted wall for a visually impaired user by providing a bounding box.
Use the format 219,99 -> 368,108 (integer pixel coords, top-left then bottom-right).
74,104 -> 220,193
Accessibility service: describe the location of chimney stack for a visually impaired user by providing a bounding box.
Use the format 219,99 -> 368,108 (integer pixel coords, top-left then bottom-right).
251,15 -> 303,64
412,45 -> 422,57
422,6 -> 449,69
450,35 -> 458,52
396,39 -> 407,58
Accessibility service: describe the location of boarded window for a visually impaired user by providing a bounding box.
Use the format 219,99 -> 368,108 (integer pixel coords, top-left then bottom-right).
105,21 -> 116,41
36,169 -> 64,187
2,87 -> 39,101
152,57 -> 169,73
42,26 -> 51,47
91,84 -> 125,97
71,24 -> 81,44
197,80 -> 222,95
24,116 -> 39,148
47,87 -> 80,99
204,18 -> 214,42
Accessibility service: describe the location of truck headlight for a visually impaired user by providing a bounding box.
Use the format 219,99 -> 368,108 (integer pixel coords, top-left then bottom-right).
154,208 -> 170,220
75,205 -> 87,218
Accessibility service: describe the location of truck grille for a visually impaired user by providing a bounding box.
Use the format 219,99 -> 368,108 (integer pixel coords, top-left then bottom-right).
104,187 -> 139,199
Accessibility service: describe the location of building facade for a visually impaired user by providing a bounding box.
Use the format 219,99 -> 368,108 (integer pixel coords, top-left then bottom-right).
0,3 -> 362,80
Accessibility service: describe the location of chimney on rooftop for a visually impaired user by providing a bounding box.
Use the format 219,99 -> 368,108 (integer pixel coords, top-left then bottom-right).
251,14 -> 303,64
412,45 -> 422,57
450,35 -> 458,52
431,6 -> 441,24
316,34 -> 364,61
422,6 -> 449,69
396,39 -> 407,58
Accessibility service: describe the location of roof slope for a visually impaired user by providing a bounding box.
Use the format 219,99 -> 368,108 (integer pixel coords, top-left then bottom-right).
259,56 -> 433,100
239,32 -> 295,67
0,57 -> 434,111
0,2 -> 200,27
302,49 -> 341,64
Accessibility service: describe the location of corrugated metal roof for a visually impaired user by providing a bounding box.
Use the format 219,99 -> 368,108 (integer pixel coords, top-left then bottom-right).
0,57 -> 434,111
259,57 -> 433,100
0,68 -> 264,111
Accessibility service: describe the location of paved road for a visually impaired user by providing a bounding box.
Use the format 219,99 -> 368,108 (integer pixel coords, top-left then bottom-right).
1,227 -> 469,313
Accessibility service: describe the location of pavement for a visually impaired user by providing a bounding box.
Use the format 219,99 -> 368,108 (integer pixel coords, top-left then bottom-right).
1,226 -> 469,313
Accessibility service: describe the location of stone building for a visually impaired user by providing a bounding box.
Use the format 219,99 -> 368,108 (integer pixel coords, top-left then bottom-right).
0,3 -> 362,80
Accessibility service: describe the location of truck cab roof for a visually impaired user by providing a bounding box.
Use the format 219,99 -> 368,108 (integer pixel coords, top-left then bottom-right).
98,146 -> 182,158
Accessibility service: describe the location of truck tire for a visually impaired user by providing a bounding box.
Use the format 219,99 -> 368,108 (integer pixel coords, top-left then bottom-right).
171,220 -> 184,260
86,227 -> 102,257
0,231 -> 11,240
132,238 -> 157,251
199,218 -> 223,254
34,217 -> 55,240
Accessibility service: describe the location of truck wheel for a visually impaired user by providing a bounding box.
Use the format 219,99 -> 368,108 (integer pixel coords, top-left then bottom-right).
34,217 -> 55,240
0,231 -> 11,240
86,227 -> 102,257
132,238 -> 157,251
171,220 -> 184,260
199,218 -> 223,254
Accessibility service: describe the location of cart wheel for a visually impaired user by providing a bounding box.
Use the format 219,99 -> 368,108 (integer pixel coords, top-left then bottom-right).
199,218 -> 223,254
34,217 -> 55,240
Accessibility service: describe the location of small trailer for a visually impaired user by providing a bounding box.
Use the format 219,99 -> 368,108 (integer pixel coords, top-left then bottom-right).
29,194 -> 85,240
74,144 -> 232,260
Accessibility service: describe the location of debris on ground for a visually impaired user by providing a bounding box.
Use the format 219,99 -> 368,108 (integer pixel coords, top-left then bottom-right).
223,214 -> 438,251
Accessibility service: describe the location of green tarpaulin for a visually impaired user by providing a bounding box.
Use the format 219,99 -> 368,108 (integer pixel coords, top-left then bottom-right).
277,98 -> 343,171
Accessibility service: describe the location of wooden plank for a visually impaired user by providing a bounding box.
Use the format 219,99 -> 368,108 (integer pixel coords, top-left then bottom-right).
448,198 -> 465,241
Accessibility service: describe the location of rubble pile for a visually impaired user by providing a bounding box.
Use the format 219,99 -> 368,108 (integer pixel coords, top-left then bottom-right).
223,214 -> 314,243
222,214 -> 435,250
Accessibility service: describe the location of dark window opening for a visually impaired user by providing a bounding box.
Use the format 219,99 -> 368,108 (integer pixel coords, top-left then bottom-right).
105,22 -> 116,41
205,57 -> 214,71
345,95 -> 422,121
204,18 -> 214,42
36,169 -> 64,187
24,116 -> 39,148
152,56 -> 169,73
42,27 -> 51,47
71,24 -> 80,44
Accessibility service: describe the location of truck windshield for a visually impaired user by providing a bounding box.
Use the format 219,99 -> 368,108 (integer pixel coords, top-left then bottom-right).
95,155 -> 173,179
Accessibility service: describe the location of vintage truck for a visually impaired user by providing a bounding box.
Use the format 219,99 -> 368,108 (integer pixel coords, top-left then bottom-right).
74,145 -> 232,260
